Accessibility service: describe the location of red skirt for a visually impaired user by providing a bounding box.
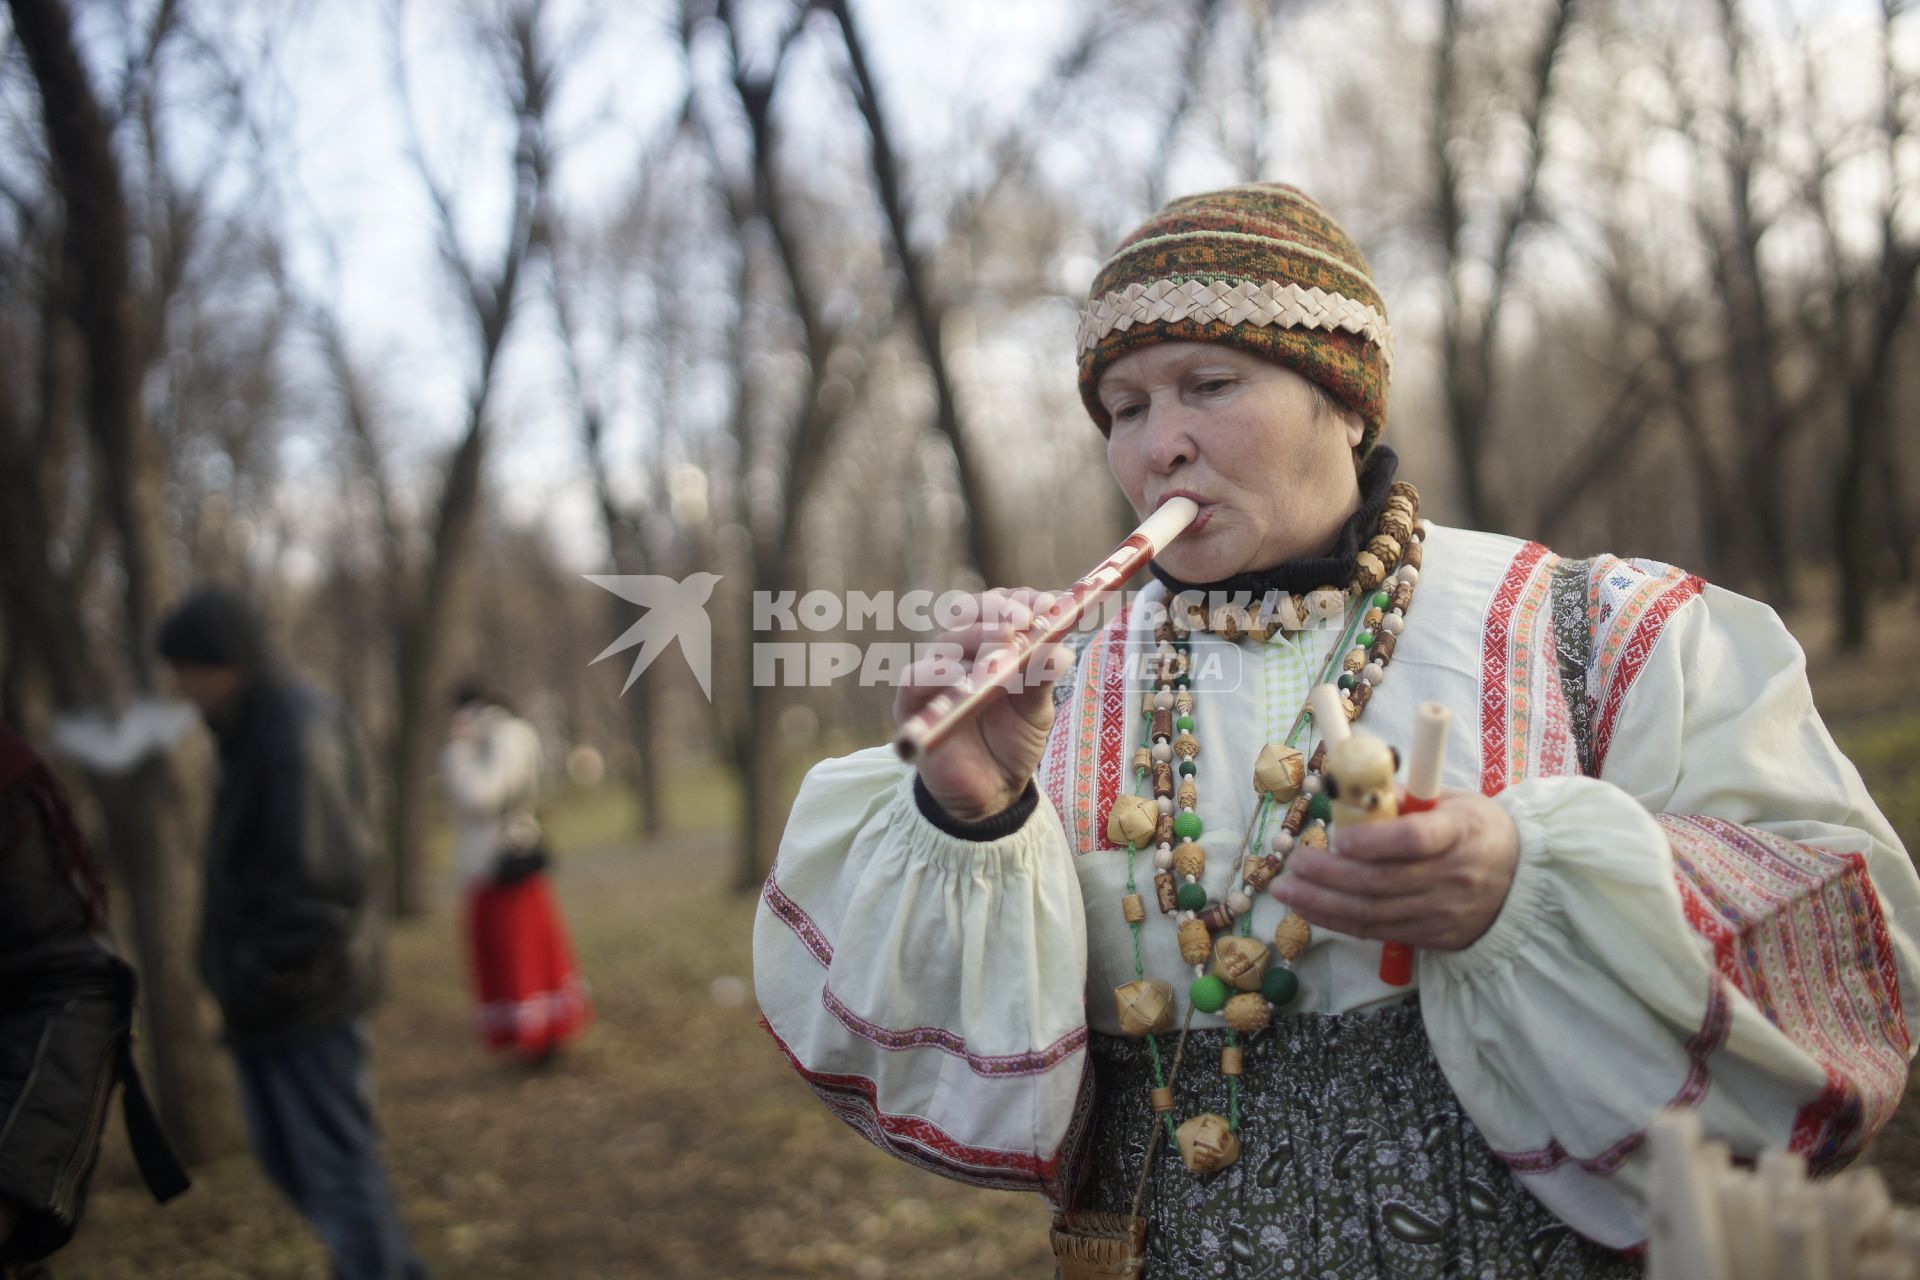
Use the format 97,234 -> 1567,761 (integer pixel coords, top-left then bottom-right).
465,874 -> 592,1058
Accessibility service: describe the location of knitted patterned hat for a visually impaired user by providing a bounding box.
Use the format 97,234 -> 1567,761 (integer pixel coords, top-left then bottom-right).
1077,182 -> 1392,452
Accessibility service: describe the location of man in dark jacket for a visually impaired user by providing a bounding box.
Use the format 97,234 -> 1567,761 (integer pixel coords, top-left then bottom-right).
157,586 -> 425,1280
0,723 -> 187,1278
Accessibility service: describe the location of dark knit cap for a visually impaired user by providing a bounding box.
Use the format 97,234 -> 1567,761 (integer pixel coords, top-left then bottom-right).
156,585 -> 266,670
1077,182 -> 1392,452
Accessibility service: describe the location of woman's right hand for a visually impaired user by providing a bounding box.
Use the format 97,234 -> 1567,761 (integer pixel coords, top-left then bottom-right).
894,588 -> 1076,824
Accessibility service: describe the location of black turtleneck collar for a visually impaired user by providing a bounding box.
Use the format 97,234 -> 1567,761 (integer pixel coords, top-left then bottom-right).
1147,447 -> 1400,599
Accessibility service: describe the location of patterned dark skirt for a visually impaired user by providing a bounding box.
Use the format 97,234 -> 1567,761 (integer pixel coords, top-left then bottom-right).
1074,1000 -> 1643,1279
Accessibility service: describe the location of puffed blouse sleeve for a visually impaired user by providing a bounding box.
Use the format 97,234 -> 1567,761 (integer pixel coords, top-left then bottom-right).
1420,578 -> 1920,1250
752,746 -> 1094,1205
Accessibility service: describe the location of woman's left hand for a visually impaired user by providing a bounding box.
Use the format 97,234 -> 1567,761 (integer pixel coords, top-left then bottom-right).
1270,793 -> 1519,951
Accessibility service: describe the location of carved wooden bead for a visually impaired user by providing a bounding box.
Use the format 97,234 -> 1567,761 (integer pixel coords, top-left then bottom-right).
1363,606 -> 1384,630
1305,587 -> 1346,624
1391,581 -> 1414,612
1342,647 -> 1368,674
1173,783 -> 1196,814
1301,824 -> 1329,848
1389,479 -> 1420,508
1156,814 -> 1176,846
1267,592 -> 1306,631
1117,980 -> 1176,1036
1379,509 -> 1413,544
1173,845 -> 1207,879
1151,1085 -> 1177,1113
1178,919 -> 1212,965
1151,708 -> 1173,743
1350,681 -> 1373,713
1173,733 -> 1201,761
1198,902 -> 1237,932
1174,690 -> 1195,715
1283,794 -> 1311,834
1367,534 -> 1401,566
1176,1113 -> 1240,1174
1213,605 -> 1246,642
1253,742 -> 1305,801
1155,870 -> 1178,914
1353,551 -> 1387,592
1222,992 -> 1271,1034
1211,936 -> 1271,992
1343,693 -> 1361,721
1308,742 -> 1328,773
1221,1046 -> 1244,1076
1272,912 -> 1312,960
1403,534 -> 1424,571
1243,854 -> 1283,893
1133,746 -> 1153,774
1108,793 -> 1160,847
1153,761 -> 1175,799
1122,894 -> 1146,924
1370,631 -> 1397,665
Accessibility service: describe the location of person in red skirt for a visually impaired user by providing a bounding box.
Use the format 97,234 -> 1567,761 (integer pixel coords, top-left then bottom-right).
441,681 -> 590,1063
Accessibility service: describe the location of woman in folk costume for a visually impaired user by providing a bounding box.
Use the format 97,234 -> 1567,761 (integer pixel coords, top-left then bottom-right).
442,681 -> 590,1062
753,184 -> 1920,1277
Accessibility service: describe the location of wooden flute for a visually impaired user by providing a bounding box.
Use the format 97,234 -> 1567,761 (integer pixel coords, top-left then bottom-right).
893,497 -> 1200,762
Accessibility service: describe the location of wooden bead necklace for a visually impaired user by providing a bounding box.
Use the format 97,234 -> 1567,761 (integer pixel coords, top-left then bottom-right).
1108,482 -> 1425,1180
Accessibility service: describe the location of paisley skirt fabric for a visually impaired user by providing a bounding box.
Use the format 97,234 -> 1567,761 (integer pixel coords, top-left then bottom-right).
1074,1001 -> 1643,1279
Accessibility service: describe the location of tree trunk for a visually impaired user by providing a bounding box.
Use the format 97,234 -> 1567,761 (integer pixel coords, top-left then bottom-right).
90,753 -> 237,1163
9,0 -> 230,1162
728,676 -> 787,895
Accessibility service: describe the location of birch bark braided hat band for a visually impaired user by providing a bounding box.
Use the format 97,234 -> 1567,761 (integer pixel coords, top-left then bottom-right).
1077,182 -> 1393,452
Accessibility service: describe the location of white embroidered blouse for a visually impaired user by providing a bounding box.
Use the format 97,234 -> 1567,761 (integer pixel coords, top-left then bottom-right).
752,524 -> 1920,1249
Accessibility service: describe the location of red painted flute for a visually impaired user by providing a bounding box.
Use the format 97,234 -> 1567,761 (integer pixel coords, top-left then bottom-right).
1380,701 -> 1453,986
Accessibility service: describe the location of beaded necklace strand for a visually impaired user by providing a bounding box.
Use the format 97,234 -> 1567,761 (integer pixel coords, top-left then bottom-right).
1108,481 -> 1425,1177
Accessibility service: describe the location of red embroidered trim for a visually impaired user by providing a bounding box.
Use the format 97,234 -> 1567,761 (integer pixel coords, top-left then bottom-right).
1478,541 -> 1551,794
1090,606 -> 1132,850
1495,978 -> 1733,1177
762,875 -> 834,968
1588,573 -> 1703,775
818,985 -> 1089,1078
760,1017 -> 1071,1196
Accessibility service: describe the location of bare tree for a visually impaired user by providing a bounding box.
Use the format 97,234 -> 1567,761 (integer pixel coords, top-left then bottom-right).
1427,0 -> 1580,531
382,0 -> 557,915
679,0 -> 889,890
823,0 -> 1014,586
5,0 -> 233,1162
1808,0 -> 1920,649
548,164 -> 684,836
